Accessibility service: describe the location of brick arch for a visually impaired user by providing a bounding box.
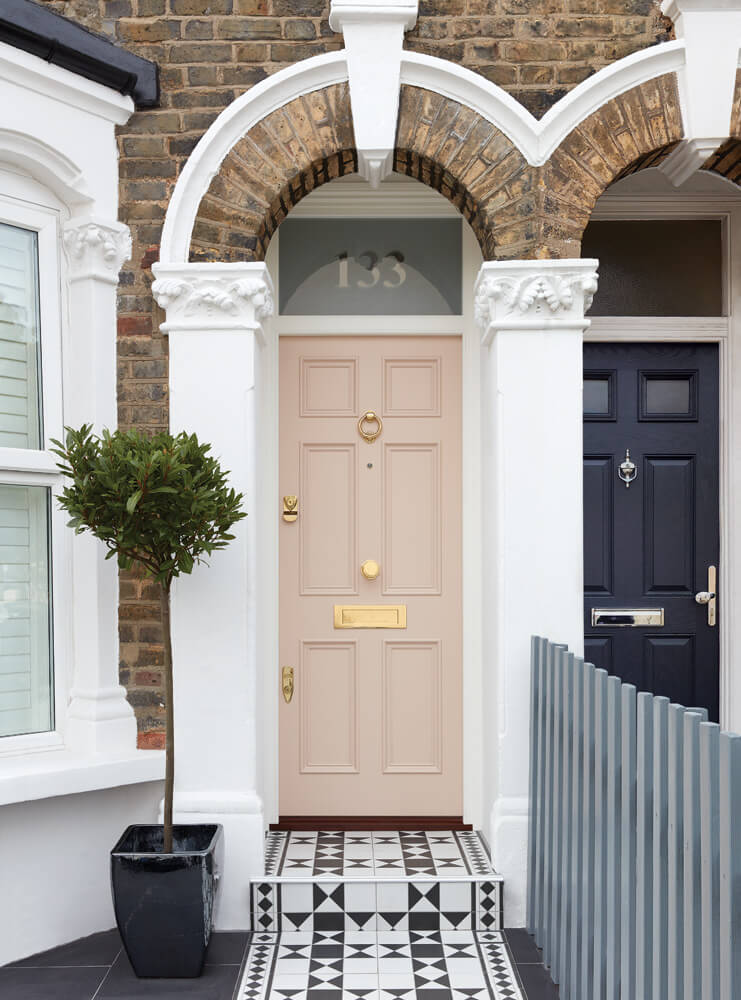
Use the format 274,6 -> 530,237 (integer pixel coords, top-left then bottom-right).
189,73 -> 687,265
541,73 -> 684,257
190,81 -> 521,264
190,82 -> 357,263
394,85 -> 527,261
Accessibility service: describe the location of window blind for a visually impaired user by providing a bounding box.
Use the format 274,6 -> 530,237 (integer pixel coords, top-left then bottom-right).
0,485 -> 52,737
0,222 -> 42,449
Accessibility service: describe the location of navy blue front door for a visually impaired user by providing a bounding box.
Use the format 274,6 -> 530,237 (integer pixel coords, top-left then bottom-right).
583,343 -> 720,721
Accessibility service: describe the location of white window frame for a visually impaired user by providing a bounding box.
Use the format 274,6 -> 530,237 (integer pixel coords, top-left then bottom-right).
0,170 -> 71,755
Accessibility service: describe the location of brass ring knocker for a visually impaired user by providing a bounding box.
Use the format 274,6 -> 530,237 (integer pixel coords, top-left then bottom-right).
358,410 -> 382,443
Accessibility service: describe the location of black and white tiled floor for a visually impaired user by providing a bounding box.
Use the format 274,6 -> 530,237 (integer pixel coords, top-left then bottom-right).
253,831 -> 504,934
237,929 -> 525,1000
240,830 -> 520,998
265,831 -> 493,878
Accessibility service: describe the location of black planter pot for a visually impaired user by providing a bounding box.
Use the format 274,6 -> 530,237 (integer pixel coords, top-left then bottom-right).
110,823 -> 223,978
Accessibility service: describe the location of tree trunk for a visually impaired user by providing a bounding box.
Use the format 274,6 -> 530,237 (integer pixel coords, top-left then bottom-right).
160,584 -> 175,854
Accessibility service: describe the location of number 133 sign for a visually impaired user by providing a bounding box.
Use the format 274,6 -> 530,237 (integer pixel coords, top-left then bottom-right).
337,251 -> 406,289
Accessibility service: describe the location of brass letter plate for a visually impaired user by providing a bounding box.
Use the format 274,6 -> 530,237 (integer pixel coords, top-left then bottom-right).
334,604 -> 407,629
591,608 -> 664,627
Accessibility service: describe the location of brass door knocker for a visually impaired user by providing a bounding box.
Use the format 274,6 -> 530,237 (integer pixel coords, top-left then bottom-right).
358,410 -> 382,443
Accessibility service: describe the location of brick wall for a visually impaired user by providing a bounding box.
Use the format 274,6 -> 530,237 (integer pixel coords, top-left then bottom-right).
39,0 -> 672,742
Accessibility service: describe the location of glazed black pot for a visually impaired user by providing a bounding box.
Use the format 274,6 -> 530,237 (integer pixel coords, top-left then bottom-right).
110,823 -> 223,978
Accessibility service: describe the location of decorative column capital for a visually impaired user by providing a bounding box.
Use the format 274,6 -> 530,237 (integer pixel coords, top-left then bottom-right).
151,262 -> 274,335
475,259 -> 599,343
63,218 -> 132,284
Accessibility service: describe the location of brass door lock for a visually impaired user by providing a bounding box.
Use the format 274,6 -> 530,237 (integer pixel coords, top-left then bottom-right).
283,495 -> 298,523
282,665 -> 294,703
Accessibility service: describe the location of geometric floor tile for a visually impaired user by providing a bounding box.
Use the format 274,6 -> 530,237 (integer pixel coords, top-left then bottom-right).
253,830 -> 505,934
236,930 -> 525,999
264,830 -> 497,879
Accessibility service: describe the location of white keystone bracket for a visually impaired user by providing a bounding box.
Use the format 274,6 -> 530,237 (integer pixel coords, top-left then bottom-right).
329,0 -> 418,187
659,0 -> 741,185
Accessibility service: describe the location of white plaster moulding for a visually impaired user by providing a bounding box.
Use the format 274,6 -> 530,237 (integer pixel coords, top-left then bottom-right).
158,51 -> 349,265
399,41 -> 687,167
0,40 -> 134,125
0,129 -> 92,208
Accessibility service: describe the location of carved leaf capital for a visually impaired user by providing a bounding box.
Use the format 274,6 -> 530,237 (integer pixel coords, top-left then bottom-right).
475,266 -> 599,328
151,272 -> 274,327
63,222 -> 132,279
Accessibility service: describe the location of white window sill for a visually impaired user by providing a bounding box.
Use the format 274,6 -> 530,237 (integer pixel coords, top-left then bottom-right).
0,748 -> 165,807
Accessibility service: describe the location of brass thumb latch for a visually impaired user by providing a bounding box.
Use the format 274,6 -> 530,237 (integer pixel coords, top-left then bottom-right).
282,665 -> 294,703
283,495 -> 298,522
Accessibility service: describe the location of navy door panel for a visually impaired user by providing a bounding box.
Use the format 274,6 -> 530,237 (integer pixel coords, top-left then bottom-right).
583,343 -> 719,720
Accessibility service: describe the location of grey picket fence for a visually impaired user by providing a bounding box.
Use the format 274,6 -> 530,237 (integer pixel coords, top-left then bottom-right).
526,636 -> 741,1000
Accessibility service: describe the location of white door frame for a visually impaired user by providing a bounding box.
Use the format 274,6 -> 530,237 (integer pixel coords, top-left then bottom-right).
257,177 -> 485,827
587,174 -> 741,733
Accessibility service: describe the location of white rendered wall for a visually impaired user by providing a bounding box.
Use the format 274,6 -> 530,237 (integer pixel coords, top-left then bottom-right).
0,781 -> 162,967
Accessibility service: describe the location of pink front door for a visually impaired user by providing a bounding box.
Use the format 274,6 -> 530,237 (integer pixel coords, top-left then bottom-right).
279,336 -> 462,816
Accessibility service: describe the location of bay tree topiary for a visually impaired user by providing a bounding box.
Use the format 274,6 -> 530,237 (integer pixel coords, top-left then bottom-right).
51,426 -> 246,853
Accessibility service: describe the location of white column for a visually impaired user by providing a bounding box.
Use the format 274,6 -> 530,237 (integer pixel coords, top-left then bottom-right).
152,261 -> 273,929
475,258 -> 598,926
62,219 -> 138,755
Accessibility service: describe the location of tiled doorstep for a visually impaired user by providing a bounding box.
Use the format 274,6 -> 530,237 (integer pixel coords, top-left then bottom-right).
250,877 -> 503,932
236,929 -> 525,1000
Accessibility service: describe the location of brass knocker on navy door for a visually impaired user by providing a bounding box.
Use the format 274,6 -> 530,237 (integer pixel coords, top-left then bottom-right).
358,410 -> 382,443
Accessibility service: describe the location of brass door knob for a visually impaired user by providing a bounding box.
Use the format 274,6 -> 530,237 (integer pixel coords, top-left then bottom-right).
361,559 -> 380,580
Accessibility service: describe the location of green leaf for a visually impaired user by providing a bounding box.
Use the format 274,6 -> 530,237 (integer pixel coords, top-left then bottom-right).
126,490 -> 143,514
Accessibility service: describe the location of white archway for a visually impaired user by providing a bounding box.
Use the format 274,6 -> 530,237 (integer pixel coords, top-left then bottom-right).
158,37 -> 698,267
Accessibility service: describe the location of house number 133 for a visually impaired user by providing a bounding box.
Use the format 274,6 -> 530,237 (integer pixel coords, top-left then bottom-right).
337,251 -> 407,289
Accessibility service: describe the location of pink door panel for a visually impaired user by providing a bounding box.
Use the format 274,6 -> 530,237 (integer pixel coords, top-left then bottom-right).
279,336 -> 462,816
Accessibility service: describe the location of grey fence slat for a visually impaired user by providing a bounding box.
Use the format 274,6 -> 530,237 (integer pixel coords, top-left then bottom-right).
527,636 -> 543,937
592,668 -> 609,1000
605,675 -> 622,1000
569,657 -> 585,1000
558,653 -> 575,995
580,661 -> 596,1000
534,636 -> 548,946
542,641 -> 556,963
719,733 -> 741,1000
619,685 -> 636,1000
549,647 -> 565,980
635,693 -> 654,1000
683,711 -> 704,1000
700,723 -> 721,1000
666,704 -> 684,1000
652,697 -> 670,1000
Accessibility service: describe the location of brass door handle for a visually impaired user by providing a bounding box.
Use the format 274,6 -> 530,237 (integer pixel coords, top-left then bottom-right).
282,665 -> 294,703
361,559 -> 380,580
695,565 -> 717,626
